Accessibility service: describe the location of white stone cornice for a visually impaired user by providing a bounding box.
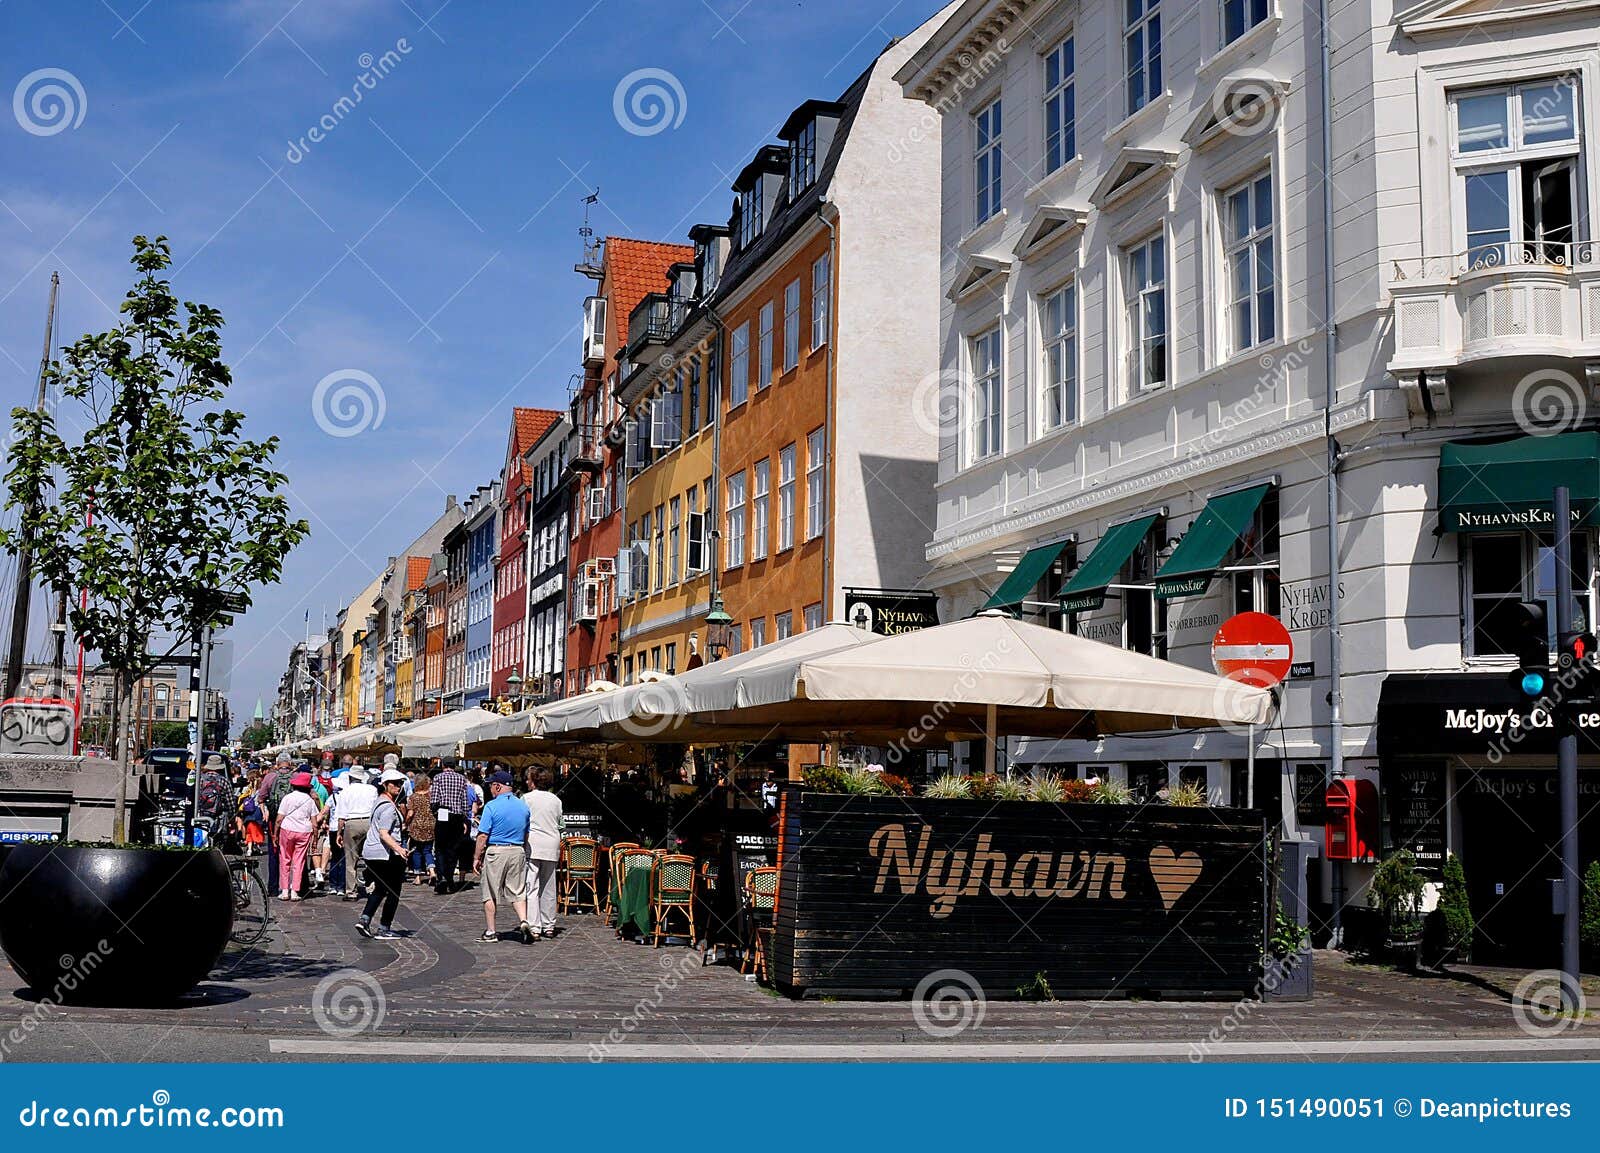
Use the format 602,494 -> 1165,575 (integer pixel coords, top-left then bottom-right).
926,393 -> 1376,569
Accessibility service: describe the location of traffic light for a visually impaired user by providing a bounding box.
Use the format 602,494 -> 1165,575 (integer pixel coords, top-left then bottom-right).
1557,629 -> 1599,703
1508,600 -> 1550,699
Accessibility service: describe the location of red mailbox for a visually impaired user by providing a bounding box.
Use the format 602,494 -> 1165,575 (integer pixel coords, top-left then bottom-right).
1324,778 -> 1378,862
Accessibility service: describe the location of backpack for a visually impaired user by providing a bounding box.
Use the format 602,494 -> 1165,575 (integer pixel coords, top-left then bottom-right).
266,770 -> 296,818
241,795 -> 263,825
197,773 -> 231,823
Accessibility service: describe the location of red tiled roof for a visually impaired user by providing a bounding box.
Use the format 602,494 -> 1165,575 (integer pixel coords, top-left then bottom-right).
604,237 -> 693,348
404,555 -> 431,591
510,406 -> 562,487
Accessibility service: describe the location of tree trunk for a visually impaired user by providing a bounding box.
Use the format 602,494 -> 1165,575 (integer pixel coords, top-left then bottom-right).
112,668 -> 134,844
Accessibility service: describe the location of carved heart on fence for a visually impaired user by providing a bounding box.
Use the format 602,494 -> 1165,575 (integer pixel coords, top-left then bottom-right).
1148,846 -> 1203,911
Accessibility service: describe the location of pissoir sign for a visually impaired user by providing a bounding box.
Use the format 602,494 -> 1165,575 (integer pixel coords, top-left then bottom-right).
769,792 -> 1267,996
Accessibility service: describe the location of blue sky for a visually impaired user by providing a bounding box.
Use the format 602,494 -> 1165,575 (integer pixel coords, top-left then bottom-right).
0,0 -> 947,729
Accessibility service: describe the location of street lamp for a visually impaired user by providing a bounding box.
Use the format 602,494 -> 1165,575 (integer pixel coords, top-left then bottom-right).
705,594 -> 735,661
505,668 -> 523,713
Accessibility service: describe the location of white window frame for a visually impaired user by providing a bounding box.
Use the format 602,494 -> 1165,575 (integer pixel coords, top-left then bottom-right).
750,617 -> 767,649
783,278 -> 801,371
803,602 -> 823,631
1044,36 -> 1075,175
668,496 -> 681,587
1222,170 -> 1276,355
811,252 -> 830,350
751,458 -> 770,561
778,444 -> 796,552
968,326 -> 1003,463
1124,0 -> 1162,118
725,471 -> 747,569
1447,79 -> 1583,266
775,611 -> 793,641
758,301 -> 774,390
1221,0 -> 1269,46
974,97 -> 1003,225
730,322 -> 750,408
1124,234 -> 1168,397
805,427 -> 826,541
1463,531 -> 1596,659
1039,280 -> 1077,433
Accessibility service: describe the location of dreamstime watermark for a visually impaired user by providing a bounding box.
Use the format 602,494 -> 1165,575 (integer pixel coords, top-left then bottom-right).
1511,368 -> 1586,437
907,367 -> 964,440
285,38 -> 413,164
13,68 -> 86,136
911,968 -> 986,1038
616,675 -> 693,739
612,68 -> 686,137
0,941 -> 113,1061
885,633 -> 1013,766
311,968 -> 387,1037
1187,950 -> 1306,1061
1184,337 -> 1316,464
888,41 -> 1009,164
1207,74 -> 1282,140
311,369 -> 386,438
1510,969 -> 1586,1037
587,949 -> 702,1060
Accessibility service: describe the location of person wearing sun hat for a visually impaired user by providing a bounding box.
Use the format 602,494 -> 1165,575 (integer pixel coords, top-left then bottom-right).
275,771 -> 319,901
356,767 -> 411,939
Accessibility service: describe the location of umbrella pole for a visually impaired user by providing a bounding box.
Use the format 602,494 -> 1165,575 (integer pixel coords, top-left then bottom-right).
1246,723 -> 1255,809
983,704 -> 997,779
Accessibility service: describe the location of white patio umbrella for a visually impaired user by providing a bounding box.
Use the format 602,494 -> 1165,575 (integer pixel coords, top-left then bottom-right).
390,708 -> 509,758
539,613 -> 1272,758
322,725 -> 377,752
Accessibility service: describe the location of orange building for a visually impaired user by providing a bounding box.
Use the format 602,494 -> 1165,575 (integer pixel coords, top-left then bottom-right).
710,39 -> 943,656
566,236 -> 692,693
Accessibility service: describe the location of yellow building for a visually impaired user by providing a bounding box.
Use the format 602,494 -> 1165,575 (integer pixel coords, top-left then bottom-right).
617,230 -> 727,681
337,573 -> 383,730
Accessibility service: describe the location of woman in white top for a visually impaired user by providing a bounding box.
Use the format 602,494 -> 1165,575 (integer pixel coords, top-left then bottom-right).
275,772 -> 319,901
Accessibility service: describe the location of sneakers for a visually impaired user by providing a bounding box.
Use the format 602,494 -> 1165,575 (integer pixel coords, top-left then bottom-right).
518,921 -> 535,945
278,890 -> 290,900
478,930 -> 497,943
372,926 -> 402,940
356,918 -> 374,939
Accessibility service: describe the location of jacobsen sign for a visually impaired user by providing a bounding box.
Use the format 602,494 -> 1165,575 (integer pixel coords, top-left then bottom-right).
769,791 -> 1266,996
1378,673 -> 1600,757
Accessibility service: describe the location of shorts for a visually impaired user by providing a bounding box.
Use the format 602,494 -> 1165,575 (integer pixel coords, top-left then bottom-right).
480,845 -> 526,906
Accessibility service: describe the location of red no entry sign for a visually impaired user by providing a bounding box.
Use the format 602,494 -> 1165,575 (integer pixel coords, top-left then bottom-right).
1211,611 -> 1293,689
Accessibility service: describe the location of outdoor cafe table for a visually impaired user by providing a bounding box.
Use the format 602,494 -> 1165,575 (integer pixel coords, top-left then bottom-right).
611,862 -> 654,938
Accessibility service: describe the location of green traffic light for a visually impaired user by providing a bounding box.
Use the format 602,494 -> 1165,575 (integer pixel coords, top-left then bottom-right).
1521,671 -> 1547,696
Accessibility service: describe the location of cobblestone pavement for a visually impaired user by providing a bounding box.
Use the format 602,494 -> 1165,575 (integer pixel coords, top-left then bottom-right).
3,881 -> 1598,1061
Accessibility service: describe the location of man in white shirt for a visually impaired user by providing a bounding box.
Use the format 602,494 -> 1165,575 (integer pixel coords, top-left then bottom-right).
334,765 -> 379,900
522,768 -> 564,938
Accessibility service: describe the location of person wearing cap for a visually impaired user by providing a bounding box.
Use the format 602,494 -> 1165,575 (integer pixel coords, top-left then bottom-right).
334,764 -> 379,899
473,770 -> 534,944
275,772 -> 319,901
357,768 -> 410,939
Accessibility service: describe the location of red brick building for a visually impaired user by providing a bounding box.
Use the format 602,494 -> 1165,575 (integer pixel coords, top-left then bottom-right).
566,236 -> 692,693
491,407 -> 560,699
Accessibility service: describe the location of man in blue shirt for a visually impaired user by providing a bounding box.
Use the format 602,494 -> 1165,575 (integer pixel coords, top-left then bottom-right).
474,769 -> 534,944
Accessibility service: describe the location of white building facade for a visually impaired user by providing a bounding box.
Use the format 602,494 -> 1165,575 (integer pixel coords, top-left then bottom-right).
901,0 -> 1600,958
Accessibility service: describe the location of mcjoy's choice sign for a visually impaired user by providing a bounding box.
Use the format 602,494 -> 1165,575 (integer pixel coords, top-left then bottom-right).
768,793 -> 1267,997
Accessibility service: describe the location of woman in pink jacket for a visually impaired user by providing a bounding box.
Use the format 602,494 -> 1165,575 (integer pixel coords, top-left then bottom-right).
275,772 -> 319,901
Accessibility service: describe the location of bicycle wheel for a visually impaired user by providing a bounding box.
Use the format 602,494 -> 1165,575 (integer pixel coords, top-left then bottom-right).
229,864 -> 271,947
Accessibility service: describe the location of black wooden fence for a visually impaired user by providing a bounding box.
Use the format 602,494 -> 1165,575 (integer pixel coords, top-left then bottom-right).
770,791 -> 1269,997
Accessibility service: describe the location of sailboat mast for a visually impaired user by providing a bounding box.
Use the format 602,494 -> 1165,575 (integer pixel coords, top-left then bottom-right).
4,271 -> 59,701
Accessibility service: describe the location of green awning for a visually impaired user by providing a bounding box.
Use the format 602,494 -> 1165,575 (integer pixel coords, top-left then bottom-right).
1439,431 -> 1600,532
981,539 -> 1072,613
1154,483 -> 1271,599
1059,514 -> 1158,614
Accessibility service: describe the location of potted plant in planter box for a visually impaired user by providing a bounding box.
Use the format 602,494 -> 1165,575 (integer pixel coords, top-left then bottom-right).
1371,848 -> 1427,971
1262,902 -> 1313,1000
1426,852 -> 1475,967
0,237 -> 306,1004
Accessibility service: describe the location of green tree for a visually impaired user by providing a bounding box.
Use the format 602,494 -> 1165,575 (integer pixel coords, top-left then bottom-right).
148,721 -> 190,750
239,720 -> 273,753
0,237 -> 308,840
1438,852 -> 1475,963
1581,859 -> 1600,954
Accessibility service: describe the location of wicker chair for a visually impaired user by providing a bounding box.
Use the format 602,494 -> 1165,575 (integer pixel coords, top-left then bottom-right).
742,866 -> 780,980
650,854 -> 697,947
559,836 -> 601,915
614,846 -> 659,935
603,842 -> 639,922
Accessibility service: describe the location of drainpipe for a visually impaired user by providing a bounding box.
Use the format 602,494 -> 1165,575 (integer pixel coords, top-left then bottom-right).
818,196 -> 839,618
701,295 -> 730,649
1317,0 -> 1347,948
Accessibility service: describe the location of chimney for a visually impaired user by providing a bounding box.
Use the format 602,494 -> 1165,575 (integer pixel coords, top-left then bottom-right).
446,494 -> 458,510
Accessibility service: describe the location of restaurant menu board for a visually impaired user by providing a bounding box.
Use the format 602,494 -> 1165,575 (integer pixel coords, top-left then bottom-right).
733,831 -> 777,877
1293,763 -> 1328,826
562,812 -> 603,839
1385,762 -> 1445,870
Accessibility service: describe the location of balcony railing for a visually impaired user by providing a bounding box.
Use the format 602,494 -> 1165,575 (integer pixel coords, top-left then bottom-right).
566,424 -> 603,473
1387,241 -> 1600,373
627,294 -> 673,352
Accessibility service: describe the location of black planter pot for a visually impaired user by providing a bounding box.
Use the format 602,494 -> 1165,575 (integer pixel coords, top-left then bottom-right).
1261,947 -> 1314,1000
0,844 -> 234,1005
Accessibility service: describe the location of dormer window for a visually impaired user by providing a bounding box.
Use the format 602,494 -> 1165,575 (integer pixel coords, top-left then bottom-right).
738,185 -> 763,249
790,119 -> 817,191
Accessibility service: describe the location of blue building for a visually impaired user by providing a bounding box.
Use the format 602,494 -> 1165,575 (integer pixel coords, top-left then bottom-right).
462,479 -> 500,709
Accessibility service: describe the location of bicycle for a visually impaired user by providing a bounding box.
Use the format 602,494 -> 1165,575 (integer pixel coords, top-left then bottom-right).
226,854 -> 271,948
